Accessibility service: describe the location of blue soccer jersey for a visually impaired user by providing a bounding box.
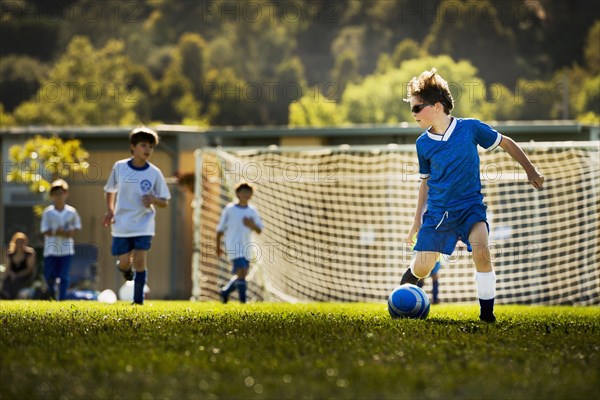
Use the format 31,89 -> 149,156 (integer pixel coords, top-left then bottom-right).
417,118 -> 502,211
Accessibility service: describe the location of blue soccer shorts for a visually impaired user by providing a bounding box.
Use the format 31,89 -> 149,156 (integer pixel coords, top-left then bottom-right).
111,236 -> 153,256
414,204 -> 489,255
231,257 -> 250,273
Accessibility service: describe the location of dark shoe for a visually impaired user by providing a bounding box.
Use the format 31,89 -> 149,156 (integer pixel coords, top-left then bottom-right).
479,313 -> 496,323
119,267 -> 134,281
400,267 -> 420,285
219,290 -> 228,304
478,298 -> 496,322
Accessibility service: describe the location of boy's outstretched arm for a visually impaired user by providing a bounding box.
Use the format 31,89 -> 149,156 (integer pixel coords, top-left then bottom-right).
499,136 -> 545,190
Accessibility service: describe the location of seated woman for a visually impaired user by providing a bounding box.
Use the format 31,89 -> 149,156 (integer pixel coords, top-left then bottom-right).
1,232 -> 36,299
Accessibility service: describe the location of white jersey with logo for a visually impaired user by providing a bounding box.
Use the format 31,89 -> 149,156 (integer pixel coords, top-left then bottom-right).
104,158 -> 171,237
216,203 -> 264,261
41,204 -> 82,257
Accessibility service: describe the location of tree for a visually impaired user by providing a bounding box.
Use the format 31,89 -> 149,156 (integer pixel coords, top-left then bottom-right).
575,75 -> 600,124
177,33 -> 208,104
151,35 -> 205,123
331,50 -> 360,100
0,55 -> 48,112
584,21 -> 600,75
392,39 -> 422,67
376,39 -> 422,74
578,21 -> 600,123
339,55 -> 506,124
213,15 -> 302,124
152,65 -> 200,124
7,135 -> 89,195
424,0 -> 522,86
12,36 -> 139,125
512,78 -> 557,120
289,88 -> 343,127
0,104 -> 16,126
269,56 -> 309,125
205,67 -> 255,126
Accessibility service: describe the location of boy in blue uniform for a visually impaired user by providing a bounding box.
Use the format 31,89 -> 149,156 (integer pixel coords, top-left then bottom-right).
401,69 -> 544,322
103,127 -> 171,305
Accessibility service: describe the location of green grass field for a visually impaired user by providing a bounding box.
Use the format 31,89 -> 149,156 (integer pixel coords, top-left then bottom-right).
1,301 -> 598,400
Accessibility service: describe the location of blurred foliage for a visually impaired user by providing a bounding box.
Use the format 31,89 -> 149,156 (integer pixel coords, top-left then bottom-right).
424,0 -> 522,85
0,103 -> 15,125
0,55 -> 48,112
339,55 -> 504,123
11,36 -> 139,125
0,0 -> 598,127
289,87 -> 343,126
7,135 -> 89,195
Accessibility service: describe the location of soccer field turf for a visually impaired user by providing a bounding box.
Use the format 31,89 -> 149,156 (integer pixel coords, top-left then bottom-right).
1,301 -> 598,399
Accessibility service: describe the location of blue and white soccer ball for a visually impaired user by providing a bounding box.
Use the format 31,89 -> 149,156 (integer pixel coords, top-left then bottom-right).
388,284 -> 430,319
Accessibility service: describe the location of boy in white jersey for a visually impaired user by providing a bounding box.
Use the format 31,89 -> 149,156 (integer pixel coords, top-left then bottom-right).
216,182 -> 263,303
41,179 -> 82,300
103,127 -> 171,305
401,69 -> 545,322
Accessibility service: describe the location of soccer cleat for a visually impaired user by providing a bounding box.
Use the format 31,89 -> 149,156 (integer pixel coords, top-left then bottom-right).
119,267 -> 134,281
116,260 -> 134,281
400,267 -> 420,285
479,313 -> 497,323
478,298 -> 496,322
219,290 -> 229,304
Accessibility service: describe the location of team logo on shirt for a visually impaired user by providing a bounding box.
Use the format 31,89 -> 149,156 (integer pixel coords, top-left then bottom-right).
140,179 -> 152,193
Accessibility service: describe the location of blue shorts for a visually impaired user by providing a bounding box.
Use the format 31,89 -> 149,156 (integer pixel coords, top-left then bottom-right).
414,204 -> 488,255
111,236 -> 152,256
232,257 -> 250,273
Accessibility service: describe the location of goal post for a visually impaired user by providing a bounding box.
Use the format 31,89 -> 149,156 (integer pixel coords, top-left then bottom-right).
191,141 -> 599,305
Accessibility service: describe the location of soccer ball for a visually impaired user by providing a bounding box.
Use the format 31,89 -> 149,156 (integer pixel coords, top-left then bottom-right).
388,284 -> 430,319
97,289 -> 117,304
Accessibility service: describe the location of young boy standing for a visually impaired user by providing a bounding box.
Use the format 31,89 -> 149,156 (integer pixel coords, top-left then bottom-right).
216,182 -> 264,304
41,179 -> 82,300
401,69 -> 544,322
103,127 -> 171,305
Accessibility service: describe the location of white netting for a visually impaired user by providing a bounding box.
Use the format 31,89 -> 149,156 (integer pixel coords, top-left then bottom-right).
192,142 -> 599,305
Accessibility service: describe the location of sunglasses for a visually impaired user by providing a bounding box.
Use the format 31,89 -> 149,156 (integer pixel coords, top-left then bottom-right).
411,103 -> 432,114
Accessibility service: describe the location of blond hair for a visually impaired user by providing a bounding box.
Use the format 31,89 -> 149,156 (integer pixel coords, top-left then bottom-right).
8,232 -> 29,254
406,68 -> 454,114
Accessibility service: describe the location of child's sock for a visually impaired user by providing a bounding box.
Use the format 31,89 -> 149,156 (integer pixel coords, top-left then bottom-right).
133,270 -> 147,304
432,279 -> 439,303
475,271 -> 496,322
236,279 -> 247,303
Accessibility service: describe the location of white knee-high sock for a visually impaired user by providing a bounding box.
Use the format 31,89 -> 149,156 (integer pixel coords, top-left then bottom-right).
475,271 -> 496,300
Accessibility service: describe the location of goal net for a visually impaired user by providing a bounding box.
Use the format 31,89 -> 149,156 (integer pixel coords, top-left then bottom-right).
191,141 -> 599,305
